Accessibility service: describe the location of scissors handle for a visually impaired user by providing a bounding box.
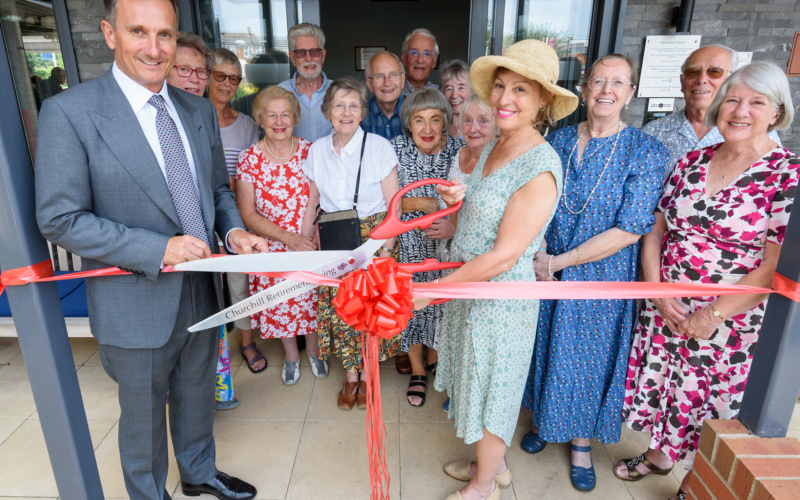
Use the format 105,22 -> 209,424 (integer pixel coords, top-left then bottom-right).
370,179 -> 463,240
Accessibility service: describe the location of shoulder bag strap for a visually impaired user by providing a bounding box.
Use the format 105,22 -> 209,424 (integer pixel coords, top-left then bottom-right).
352,133 -> 368,208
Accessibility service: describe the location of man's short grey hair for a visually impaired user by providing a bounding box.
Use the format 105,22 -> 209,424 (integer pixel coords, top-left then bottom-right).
177,31 -> 213,71
401,28 -> 439,56
400,88 -> 451,137
439,59 -> 472,89
210,48 -> 242,77
321,76 -> 369,120
705,61 -> 794,132
365,51 -> 406,79
288,22 -> 326,51
681,44 -> 739,73
104,0 -> 179,27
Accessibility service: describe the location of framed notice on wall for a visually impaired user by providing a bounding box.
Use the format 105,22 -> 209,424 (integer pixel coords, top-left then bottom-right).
355,46 -> 387,71
638,35 -> 701,98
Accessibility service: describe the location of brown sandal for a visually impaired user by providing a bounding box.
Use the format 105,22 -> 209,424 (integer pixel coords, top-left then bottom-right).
613,454 -> 673,482
338,381 -> 358,410
357,381 -> 367,409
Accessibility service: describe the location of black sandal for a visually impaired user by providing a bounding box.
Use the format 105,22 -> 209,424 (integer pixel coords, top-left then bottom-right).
424,361 -> 437,375
240,343 -> 267,374
674,489 -> 686,500
406,375 -> 427,407
613,454 -> 673,482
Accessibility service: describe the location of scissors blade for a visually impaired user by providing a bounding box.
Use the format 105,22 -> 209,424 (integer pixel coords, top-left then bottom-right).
188,239 -> 386,332
173,251 -> 349,273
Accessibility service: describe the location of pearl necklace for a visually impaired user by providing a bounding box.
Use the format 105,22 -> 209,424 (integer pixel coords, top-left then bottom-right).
562,121 -> 623,215
262,136 -> 294,162
417,141 -> 443,172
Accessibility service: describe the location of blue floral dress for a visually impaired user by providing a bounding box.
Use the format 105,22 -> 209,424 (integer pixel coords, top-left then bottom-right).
435,140 -> 562,447
521,124 -> 669,444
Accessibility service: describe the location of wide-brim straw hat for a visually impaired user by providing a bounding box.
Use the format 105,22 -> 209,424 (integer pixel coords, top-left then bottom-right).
470,39 -> 579,122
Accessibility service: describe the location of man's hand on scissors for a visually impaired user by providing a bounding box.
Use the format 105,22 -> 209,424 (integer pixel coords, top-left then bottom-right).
227,228 -> 269,255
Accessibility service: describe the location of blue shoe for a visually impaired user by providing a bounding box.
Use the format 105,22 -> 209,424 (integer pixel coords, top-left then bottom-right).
520,431 -> 547,454
570,444 -> 596,491
442,398 -> 450,413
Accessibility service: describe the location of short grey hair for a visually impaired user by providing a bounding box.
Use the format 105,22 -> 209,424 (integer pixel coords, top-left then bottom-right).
177,31 -> 213,71
438,59 -> 472,89
681,44 -> 739,73
322,76 -> 369,120
365,51 -> 405,79
210,48 -> 242,77
288,22 -> 326,51
458,93 -> 494,131
399,88 -> 452,137
104,0 -> 178,27
705,61 -> 794,132
401,28 -> 439,56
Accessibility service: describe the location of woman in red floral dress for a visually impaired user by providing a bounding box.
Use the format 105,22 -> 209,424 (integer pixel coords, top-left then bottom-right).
237,86 -> 327,386
615,62 -> 798,500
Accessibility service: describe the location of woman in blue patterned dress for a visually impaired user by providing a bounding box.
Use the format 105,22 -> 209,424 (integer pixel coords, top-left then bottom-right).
520,54 -> 669,491
413,40 -> 578,500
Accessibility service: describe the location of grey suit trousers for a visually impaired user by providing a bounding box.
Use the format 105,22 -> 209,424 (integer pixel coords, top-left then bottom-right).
98,273 -> 218,500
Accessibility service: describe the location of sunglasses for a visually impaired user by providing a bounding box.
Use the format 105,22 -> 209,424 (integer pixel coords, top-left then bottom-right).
212,71 -> 241,85
291,48 -> 323,59
174,65 -> 209,80
683,66 -> 728,80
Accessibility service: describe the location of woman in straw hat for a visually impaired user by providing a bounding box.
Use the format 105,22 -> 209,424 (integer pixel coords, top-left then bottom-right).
520,54 -> 669,491
412,39 -> 578,500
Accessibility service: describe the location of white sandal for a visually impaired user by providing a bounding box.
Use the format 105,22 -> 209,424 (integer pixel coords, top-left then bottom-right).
281,360 -> 300,385
309,355 -> 328,379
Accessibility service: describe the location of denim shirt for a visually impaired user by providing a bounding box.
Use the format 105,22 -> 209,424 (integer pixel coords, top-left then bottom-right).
360,96 -> 404,141
278,72 -> 333,142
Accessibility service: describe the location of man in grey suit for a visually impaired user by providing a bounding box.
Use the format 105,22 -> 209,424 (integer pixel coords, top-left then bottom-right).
34,0 -> 265,498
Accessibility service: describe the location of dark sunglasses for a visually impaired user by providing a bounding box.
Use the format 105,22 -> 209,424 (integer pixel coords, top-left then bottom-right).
291,48 -> 323,59
682,66 -> 728,80
212,71 -> 241,85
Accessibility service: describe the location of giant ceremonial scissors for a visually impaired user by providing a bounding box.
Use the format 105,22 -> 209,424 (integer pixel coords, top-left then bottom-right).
175,179 -> 463,332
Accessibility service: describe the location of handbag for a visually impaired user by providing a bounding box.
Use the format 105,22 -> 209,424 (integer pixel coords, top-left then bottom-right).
316,134 -> 368,251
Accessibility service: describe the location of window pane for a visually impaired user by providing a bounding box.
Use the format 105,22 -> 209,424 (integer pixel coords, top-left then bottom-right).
198,0 -> 290,117
507,0 -> 594,131
0,0 -> 70,164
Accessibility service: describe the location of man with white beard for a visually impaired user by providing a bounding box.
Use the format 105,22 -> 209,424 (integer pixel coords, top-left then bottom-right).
278,23 -> 332,142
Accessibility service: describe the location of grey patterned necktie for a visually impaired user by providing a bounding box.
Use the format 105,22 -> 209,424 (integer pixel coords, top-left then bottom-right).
148,94 -> 209,246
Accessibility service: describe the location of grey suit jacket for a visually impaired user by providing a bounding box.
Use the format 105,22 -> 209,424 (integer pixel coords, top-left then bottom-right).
35,69 -> 243,349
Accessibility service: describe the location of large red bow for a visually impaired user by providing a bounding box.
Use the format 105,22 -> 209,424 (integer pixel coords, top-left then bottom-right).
331,257 -> 414,339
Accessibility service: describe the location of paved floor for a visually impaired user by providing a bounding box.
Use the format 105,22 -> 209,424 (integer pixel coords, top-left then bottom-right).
1,332 -> 798,500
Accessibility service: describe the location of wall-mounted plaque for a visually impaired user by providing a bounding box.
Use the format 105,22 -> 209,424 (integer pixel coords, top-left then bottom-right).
638,35 -> 701,98
355,46 -> 387,71
787,33 -> 800,77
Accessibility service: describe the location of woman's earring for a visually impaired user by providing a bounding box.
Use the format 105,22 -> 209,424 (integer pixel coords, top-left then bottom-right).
625,103 -> 629,109
580,100 -> 586,107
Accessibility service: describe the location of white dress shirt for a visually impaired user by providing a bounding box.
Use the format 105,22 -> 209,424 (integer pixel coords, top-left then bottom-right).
303,127 -> 399,218
112,63 -> 239,253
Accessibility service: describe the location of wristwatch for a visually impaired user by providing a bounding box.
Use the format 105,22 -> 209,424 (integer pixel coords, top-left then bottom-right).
380,246 -> 394,253
709,304 -> 723,319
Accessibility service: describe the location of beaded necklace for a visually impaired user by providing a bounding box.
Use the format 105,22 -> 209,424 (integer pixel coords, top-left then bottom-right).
562,121 -> 623,215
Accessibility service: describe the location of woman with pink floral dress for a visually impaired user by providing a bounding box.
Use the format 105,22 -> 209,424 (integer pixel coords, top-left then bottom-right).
616,62 -> 798,500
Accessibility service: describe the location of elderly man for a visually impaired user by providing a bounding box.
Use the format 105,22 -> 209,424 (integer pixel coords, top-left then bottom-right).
278,22 -> 332,141
361,51 -> 406,140
644,44 -> 781,175
400,28 -> 439,97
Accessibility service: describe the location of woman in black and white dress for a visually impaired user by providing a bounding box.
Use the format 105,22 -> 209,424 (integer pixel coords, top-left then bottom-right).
391,88 -> 465,407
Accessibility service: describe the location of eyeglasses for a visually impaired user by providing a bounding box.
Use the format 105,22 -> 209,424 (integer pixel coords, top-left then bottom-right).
174,65 -> 209,80
212,71 -> 241,85
368,72 -> 402,83
291,48 -> 323,59
406,49 -> 434,59
586,77 -> 632,91
332,103 -> 362,114
682,66 -> 728,80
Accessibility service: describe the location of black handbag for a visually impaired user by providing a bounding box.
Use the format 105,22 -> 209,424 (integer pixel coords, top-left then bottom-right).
316,134 -> 368,251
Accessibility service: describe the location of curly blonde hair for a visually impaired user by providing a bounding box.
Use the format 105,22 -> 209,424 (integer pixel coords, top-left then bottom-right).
252,86 -> 301,126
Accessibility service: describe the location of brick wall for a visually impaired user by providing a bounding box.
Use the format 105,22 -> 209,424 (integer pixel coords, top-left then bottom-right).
65,0 -> 114,82
622,0 -> 800,152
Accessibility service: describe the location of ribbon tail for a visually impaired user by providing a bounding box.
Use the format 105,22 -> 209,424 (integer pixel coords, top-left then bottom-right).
363,332 -> 390,500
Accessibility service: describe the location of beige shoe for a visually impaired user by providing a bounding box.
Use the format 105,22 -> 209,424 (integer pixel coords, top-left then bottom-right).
443,492 -> 464,500
443,460 -> 512,487
442,484 -> 500,500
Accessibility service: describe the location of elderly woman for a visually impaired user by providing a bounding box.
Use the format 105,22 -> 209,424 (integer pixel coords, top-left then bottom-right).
301,76 -> 402,410
391,88 -> 464,407
167,32 -> 212,96
236,86 -> 325,385
208,48 -> 263,376
617,62 -> 797,500
520,54 -> 669,492
414,40 -> 577,500
439,60 -> 474,138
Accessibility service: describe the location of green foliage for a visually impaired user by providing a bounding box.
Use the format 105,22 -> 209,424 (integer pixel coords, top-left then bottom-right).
510,24 -> 571,56
26,52 -> 65,82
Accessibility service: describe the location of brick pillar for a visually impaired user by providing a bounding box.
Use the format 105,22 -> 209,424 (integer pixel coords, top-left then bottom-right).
687,420 -> 800,500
